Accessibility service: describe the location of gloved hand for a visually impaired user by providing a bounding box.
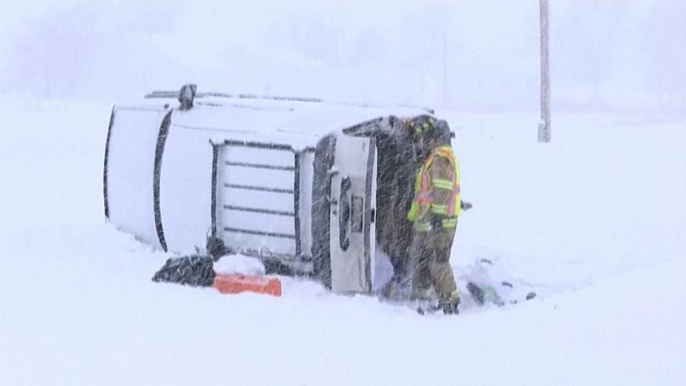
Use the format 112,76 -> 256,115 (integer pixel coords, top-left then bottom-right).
430,215 -> 443,229
461,201 -> 473,211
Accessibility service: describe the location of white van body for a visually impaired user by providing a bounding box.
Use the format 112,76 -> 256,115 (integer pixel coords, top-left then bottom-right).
104,91 -> 432,294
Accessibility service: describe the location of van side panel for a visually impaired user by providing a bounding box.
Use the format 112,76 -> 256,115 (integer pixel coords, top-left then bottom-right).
106,107 -> 167,249
158,117 -> 214,254
215,141 -> 300,258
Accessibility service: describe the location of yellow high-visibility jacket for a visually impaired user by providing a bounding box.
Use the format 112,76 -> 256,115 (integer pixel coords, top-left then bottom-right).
407,145 -> 461,231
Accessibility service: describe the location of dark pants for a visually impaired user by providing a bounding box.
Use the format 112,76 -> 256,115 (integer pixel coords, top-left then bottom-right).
408,227 -> 457,303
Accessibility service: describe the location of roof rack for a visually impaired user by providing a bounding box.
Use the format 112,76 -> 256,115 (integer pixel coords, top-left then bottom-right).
144,90 -> 434,114
145,90 -> 323,104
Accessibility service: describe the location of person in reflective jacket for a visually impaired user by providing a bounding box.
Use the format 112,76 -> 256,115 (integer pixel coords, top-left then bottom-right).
404,116 -> 470,314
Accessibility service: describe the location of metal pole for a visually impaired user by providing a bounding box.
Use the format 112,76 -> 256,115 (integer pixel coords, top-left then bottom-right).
538,0 -> 551,143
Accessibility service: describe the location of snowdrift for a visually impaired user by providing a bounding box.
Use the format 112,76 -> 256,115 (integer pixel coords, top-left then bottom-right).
1,99 -> 684,386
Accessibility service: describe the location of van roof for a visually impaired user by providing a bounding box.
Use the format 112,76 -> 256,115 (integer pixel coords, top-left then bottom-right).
116,91 -> 432,149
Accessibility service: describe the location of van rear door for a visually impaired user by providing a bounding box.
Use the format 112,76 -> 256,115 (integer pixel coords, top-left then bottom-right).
329,134 -> 377,294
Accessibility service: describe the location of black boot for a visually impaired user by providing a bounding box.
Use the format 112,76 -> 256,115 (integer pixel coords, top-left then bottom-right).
440,294 -> 460,315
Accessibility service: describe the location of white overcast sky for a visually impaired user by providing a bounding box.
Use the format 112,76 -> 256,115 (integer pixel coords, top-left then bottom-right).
0,0 -> 683,112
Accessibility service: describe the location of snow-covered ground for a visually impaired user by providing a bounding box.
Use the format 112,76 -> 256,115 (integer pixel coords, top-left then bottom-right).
1,99 -> 685,386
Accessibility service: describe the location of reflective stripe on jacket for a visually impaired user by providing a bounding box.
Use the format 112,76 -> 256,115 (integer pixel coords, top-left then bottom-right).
407,145 -> 461,230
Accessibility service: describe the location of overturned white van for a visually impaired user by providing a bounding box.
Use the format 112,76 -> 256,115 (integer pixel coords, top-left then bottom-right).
104,88 -> 443,294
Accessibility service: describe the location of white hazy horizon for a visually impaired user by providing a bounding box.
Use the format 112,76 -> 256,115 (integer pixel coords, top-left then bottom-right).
0,0 -> 684,113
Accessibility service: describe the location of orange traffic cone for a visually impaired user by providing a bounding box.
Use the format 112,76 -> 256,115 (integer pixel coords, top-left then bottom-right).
213,274 -> 282,297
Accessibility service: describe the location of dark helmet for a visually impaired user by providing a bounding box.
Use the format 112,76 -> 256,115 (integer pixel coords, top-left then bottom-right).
435,119 -> 452,144
408,115 -> 437,137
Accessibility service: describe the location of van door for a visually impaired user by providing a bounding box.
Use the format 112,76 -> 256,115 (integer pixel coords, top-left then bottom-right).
104,105 -> 171,250
329,133 -> 376,294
